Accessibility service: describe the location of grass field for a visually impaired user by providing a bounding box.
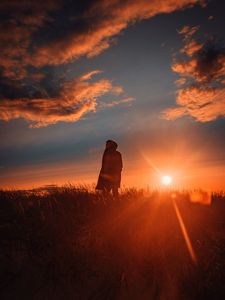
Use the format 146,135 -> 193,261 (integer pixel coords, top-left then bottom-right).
1,186 -> 225,300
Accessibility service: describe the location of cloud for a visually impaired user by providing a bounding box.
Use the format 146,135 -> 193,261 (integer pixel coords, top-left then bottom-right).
164,86 -> 225,121
0,0 -> 203,75
163,26 -> 225,122
208,15 -> 214,21
0,0 -> 61,79
175,78 -> 187,86
98,97 -> 134,108
0,71 -> 122,127
178,25 -> 199,39
29,0 -> 203,67
180,39 -> 203,57
0,0 -> 204,127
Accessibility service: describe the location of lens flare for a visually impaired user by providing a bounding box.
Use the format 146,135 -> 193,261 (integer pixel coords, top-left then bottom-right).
173,199 -> 197,264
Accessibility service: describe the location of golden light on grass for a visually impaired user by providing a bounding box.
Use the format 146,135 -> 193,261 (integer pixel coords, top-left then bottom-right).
162,175 -> 172,186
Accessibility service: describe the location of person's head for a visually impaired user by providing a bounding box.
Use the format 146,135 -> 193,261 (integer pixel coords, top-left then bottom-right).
106,140 -> 118,151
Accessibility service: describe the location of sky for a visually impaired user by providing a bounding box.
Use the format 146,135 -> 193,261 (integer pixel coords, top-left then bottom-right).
0,0 -> 225,190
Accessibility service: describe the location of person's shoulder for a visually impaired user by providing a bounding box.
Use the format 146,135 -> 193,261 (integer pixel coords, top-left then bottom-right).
115,150 -> 122,156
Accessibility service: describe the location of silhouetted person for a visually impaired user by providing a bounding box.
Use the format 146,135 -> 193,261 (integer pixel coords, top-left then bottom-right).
96,140 -> 123,197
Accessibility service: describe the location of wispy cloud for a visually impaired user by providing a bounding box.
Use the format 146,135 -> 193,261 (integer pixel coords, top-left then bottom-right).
98,97 -> 134,108
0,0 -> 204,77
0,71 -> 123,127
163,25 -> 225,122
28,0 -> 204,67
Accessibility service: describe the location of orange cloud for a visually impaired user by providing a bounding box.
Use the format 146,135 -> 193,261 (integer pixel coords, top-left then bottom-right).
172,59 -> 198,76
164,86 -> 225,121
178,25 -> 199,40
0,0 -> 203,74
0,71 -> 122,127
175,78 -> 186,86
98,97 -> 134,108
0,0 -> 205,127
0,1 -> 61,79
163,25 -> 225,122
29,0 -> 203,66
181,39 -> 203,57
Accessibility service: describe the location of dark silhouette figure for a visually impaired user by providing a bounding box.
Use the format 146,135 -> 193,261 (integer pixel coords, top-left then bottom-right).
96,140 -> 123,197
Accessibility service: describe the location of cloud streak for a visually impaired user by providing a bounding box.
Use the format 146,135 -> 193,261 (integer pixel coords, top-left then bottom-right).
0,0 -> 203,76
29,0 -> 203,67
0,71 -> 122,127
98,97 -> 134,108
163,26 -> 225,122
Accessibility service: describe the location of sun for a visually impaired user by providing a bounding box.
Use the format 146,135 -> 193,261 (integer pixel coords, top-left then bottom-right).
161,175 -> 172,186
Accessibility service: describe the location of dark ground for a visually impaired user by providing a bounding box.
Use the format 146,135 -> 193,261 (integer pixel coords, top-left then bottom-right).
1,187 -> 225,300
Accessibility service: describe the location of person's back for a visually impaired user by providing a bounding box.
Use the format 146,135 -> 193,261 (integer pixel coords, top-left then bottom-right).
103,148 -> 122,174
96,140 -> 122,197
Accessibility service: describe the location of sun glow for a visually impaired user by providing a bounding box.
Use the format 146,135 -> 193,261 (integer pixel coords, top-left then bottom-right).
162,175 -> 172,186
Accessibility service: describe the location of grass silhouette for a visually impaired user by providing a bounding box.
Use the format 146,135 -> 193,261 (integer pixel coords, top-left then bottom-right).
1,185 -> 225,300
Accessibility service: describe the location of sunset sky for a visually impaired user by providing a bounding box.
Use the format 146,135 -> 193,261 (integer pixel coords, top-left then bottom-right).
0,0 -> 225,190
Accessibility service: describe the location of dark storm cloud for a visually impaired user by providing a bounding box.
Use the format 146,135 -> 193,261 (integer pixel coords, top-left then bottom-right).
0,0 -> 204,126
164,26 -> 225,122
